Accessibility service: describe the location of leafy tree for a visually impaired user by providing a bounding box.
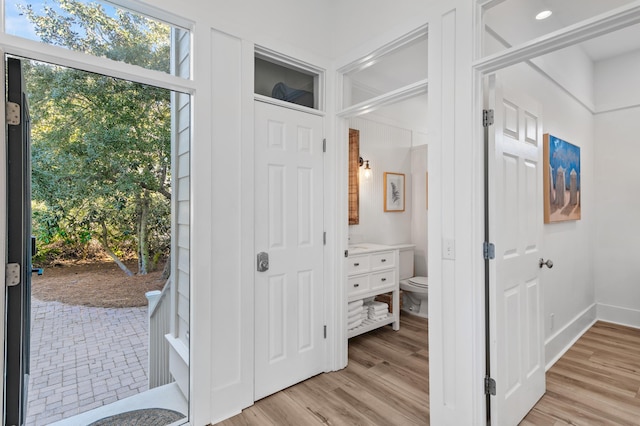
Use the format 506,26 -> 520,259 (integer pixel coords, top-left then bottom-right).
24,0 -> 172,275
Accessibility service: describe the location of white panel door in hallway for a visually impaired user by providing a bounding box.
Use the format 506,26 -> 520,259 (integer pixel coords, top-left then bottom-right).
254,100 -> 325,400
488,76 -> 546,425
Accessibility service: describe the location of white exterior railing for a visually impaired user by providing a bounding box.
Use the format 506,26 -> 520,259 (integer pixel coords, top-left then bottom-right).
146,280 -> 173,389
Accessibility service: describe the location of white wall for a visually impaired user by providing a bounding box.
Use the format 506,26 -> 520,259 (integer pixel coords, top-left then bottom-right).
593,108 -> 640,327
595,49 -> 640,112
497,60 -> 596,365
348,116 -> 413,245
411,142 -> 428,276
593,49 -> 640,327
132,1 -> 333,424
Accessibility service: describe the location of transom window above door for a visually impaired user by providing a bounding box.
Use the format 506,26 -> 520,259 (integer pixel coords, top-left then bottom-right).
5,0 -> 191,78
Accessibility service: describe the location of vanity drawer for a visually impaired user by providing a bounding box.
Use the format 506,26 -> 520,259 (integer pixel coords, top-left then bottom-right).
348,254 -> 370,275
370,269 -> 395,291
370,251 -> 394,270
348,275 -> 370,296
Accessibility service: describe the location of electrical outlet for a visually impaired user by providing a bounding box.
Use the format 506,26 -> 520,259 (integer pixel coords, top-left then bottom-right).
443,238 -> 455,260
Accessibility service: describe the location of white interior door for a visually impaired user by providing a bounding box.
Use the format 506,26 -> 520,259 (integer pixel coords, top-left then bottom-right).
254,100 -> 325,400
488,75 -> 545,425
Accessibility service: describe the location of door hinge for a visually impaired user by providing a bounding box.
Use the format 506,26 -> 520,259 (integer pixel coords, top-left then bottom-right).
483,109 -> 494,127
6,102 -> 20,125
323,231 -> 327,245
6,263 -> 20,287
484,376 -> 496,395
323,138 -> 326,153
483,241 -> 495,260
324,325 -> 327,339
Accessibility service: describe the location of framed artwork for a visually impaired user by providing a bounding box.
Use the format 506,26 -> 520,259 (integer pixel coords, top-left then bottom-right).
543,133 -> 581,223
384,172 -> 405,212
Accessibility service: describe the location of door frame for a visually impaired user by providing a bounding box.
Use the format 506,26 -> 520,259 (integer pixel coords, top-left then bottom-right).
334,24 -> 429,369
472,1 -> 640,423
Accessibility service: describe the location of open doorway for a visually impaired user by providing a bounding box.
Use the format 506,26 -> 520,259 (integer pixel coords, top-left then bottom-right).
477,1 -> 640,423
340,26 -> 430,423
6,53 -> 190,426
4,0 -> 191,424
14,57 -> 189,425
4,2 -> 192,424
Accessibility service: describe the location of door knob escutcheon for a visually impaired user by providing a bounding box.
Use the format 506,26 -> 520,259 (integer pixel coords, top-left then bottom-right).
257,252 -> 269,272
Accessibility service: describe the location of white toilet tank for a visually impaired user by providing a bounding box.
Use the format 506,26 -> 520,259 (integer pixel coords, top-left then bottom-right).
399,247 -> 414,280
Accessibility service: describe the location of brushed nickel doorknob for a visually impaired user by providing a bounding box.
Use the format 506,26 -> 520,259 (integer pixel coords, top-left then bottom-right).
539,258 -> 553,269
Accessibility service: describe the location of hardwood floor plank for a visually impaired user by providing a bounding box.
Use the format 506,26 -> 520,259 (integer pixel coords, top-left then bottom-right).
284,380 -> 372,426
522,321 -> 640,425
218,318 -> 639,426
256,391 -> 324,425
217,312 -> 429,425
339,360 -> 429,424
332,383 -> 420,426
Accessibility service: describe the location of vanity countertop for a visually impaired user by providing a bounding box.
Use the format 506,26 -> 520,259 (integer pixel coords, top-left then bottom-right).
347,242 -> 415,254
347,243 -> 392,255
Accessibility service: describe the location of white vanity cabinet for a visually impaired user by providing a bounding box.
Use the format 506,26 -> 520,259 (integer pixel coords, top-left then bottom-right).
347,244 -> 400,338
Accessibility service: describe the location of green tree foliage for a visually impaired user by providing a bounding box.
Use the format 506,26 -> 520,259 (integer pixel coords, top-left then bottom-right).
24,0 -> 172,275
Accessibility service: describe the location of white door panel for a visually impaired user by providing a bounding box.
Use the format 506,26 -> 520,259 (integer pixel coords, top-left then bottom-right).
254,101 -> 325,400
488,76 -> 545,425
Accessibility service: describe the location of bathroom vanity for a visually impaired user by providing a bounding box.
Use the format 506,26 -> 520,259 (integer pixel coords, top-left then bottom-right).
347,243 -> 401,338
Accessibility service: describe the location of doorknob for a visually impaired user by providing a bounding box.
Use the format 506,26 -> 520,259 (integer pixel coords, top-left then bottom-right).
539,258 -> 553,269
257,252 -> 269,272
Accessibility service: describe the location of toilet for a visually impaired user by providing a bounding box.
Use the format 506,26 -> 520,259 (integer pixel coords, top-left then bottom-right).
399,247 -> 428,318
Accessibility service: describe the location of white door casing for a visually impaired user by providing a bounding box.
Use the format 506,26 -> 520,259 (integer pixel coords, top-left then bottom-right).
254,100 -> 325,400
488,75 -> 545,425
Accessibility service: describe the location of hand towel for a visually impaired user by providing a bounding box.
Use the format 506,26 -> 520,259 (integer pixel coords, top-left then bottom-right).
366,301 -> 388,312
348,318 -> 363,329
348,299 -> 364,309
369,311 -> 388,320
348,307 -> 364,321
348,304 -> 364,315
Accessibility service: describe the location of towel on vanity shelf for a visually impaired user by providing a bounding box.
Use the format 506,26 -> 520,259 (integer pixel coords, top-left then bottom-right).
369,311 -> 388,320
348,304 -> 364,315
348,308 -> 364,321
366,301 -> 388,312
348,318 -> 363,329
348,299 -> 364,310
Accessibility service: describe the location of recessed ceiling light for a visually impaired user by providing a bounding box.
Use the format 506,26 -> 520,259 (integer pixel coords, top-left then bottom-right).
536,10 -> 552,20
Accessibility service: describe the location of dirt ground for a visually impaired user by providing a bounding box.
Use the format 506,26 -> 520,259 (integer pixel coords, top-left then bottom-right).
31,260 -> 166,308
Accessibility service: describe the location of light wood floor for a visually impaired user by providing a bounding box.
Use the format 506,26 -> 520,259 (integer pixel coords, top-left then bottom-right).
217,312 -> 429,425
522,321 -> 640,425
216,319 -> 640,425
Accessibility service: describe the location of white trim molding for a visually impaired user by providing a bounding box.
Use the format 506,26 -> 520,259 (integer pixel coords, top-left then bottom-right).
544,304 -> 597,371
597,303 -> 640,329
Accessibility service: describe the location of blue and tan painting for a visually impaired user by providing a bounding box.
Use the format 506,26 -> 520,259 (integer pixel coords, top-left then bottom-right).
545,134 -> 581,222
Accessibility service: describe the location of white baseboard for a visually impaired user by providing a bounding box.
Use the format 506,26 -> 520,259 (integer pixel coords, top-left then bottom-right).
597,303 -> 640,329
544,303 -> 596,371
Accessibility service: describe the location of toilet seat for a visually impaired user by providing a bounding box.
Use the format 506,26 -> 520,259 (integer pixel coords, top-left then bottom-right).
400,276 -> 428,294
408,276 -> 428,288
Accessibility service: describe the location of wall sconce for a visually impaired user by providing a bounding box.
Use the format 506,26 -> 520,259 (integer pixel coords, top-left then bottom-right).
359,156 -> 372,179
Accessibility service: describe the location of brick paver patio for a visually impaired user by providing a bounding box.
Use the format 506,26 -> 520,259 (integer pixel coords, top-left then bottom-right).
26,298 -> 149,426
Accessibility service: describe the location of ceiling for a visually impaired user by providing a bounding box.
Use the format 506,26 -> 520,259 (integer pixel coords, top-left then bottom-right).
484,0 -> 640,62
352,0 -> 640,127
